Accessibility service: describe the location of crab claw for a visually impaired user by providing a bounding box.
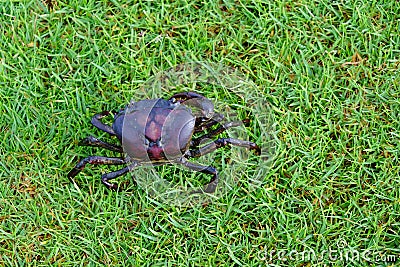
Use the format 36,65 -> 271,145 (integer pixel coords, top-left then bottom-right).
169,92 -> 215,119
182,97 -> 214,119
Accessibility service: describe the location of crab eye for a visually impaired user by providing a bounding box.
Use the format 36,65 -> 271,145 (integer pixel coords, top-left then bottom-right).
170,98 -> 180,107
144,139 -> 150,146
157,139 -> 164,147
140,134 -> 149,146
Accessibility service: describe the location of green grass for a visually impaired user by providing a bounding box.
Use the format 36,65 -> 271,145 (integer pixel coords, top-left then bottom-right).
1,0 -> 400,266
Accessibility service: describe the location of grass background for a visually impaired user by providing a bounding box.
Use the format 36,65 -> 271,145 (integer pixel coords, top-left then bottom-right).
1,0 -> 400,266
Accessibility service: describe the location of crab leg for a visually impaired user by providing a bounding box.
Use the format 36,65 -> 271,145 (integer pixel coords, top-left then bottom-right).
67,156 -> 126,180
80,135 -> 123,153
179,159 -> 219,193
101,163 -> 138,191
91,111 -> 117,136
188,138 -> 261,158
192,120 -> 245,146
193,113 -> 224,133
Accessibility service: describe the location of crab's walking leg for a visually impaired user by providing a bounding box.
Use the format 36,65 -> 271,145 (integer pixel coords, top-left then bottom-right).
67,156 -> 126,180
192,120 -> 245,146
101,163 -> 137,191
91,111 -> 117,136
179,159 -> 219,193
193,113 -> 224,133
80,135 -> 123,153
188,138 -> 261,158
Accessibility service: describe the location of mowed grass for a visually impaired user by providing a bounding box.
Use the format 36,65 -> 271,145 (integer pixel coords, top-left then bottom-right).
1,0 -> 399,266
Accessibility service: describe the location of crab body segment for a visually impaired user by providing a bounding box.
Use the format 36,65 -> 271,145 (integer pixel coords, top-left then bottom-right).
115,98 -> 195,163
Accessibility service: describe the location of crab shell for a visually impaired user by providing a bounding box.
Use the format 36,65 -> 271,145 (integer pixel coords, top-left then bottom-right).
112,99 -> 196,163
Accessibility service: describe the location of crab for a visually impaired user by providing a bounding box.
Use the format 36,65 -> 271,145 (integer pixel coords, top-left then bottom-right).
68,92 -> 260,193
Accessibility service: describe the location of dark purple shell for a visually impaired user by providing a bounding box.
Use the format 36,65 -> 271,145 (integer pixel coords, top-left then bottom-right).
113,99 -> 195,163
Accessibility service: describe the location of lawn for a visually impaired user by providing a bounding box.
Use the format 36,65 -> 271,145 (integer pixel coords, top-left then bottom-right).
1,0 -> 399,266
